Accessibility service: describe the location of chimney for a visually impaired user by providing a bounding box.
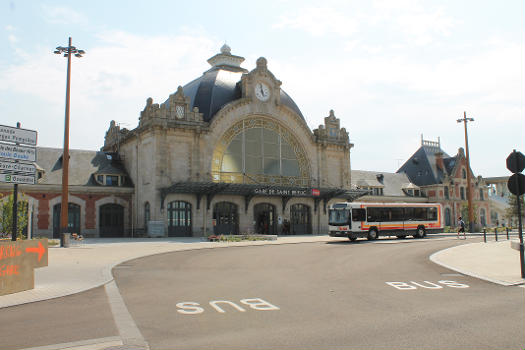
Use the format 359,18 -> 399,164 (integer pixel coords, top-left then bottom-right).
435,152 -> 444,171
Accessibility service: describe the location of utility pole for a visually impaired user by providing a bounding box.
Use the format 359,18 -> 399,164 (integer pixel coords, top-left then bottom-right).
457,111 -> 475,233
54,37 -> 84,245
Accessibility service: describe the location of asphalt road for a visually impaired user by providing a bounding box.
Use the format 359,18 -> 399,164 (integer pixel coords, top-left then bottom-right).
113,238 -> 525,349
0,285 -> 117,350
0,237 -> 522,349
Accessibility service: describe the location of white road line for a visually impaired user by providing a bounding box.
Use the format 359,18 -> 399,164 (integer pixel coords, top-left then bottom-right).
105,281 -> 149,349
19,336 -> 122,350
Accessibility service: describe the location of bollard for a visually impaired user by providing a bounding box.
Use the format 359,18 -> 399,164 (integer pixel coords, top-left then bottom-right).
494,227 -> 498,242
483,229 -> 486,243
61,233 -> 70,248
506,227 -> 509,240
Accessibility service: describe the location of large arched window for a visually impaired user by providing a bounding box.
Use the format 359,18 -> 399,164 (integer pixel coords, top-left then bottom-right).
212,118 -> 310,186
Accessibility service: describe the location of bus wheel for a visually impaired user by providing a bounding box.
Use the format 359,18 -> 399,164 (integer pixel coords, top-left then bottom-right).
415,226 -> 426,238
367,229 -> 378,241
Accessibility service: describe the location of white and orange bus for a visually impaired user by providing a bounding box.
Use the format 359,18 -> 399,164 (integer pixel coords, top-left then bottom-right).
328,202 -> 442,241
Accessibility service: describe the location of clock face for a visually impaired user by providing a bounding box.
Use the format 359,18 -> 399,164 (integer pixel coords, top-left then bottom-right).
254,82 -> 270,101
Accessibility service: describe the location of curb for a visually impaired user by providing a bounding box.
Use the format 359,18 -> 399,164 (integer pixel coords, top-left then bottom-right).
429,243 -> 525,286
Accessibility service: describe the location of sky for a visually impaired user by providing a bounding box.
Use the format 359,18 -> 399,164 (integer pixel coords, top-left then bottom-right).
0,0 -> 523,178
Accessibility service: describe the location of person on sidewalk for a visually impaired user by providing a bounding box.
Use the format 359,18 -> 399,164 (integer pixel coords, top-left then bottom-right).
457,216 -> 466,239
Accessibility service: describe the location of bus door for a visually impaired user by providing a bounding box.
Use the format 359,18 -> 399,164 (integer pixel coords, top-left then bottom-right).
351,208 -> 366,232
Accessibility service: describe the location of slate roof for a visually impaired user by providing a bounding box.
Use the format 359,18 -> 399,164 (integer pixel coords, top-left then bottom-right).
33,147 -> 132,187
397,144 -> 454,186
351,170 -> 416,197
164,65 -> 305,123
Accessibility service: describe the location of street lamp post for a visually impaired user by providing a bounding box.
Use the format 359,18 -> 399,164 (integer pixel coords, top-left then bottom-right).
54,37 -> 84,246
457,111 -> 475,233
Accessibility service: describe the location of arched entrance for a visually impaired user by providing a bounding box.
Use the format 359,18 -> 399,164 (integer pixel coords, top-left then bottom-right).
168,201 -> 192,237
53,203 -> 81,238
99,203 -> 124,237
253,203 -> 276,234
213,202 -> 238,235
290,204 -> 311,235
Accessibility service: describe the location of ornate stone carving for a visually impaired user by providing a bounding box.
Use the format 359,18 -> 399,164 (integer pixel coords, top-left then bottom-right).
313,110 -> 350,147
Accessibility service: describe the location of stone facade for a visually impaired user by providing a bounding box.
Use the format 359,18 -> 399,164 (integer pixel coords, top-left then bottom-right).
102,48 -> 357,237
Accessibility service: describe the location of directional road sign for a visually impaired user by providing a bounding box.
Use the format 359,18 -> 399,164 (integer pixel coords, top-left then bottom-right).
0,173 -> 35,184
0,124 -> 37,146
0,159 -> 36,175
0,142 -> 36,162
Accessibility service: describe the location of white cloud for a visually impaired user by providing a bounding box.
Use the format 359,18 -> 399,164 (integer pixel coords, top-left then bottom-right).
264,36 -> 523,176
0,31 -> 219,150
273,6 -> 359,37
274,1 -> 458,47
41,5 -> 88,25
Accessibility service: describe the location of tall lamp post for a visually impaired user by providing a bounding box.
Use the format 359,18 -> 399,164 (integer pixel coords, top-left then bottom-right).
54,37 -> 84,245
457,111 -> 475,233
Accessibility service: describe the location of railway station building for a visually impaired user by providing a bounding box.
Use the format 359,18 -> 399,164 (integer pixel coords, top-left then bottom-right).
1,46 -> 363,238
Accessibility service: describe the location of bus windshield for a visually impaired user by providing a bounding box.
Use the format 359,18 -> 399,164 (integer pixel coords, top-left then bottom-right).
328,209 -> 350,225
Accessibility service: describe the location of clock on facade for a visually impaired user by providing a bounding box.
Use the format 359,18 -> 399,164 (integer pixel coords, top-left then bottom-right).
254,82 -> 270,101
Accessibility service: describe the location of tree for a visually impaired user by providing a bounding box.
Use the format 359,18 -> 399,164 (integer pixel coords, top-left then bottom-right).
460,202 -> 478,230
505,194 -> 525,227
0,194 -> 28,239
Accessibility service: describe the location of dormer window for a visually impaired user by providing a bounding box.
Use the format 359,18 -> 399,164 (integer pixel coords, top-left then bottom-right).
106,175 -> 119,186
95,174 -> 126,186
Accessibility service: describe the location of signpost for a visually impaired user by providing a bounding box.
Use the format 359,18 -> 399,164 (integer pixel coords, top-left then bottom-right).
0,123 -> 38,241
506,150 -> 525,278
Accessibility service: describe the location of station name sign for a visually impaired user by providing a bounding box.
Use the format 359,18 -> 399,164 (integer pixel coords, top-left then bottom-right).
253,188 -> 317,196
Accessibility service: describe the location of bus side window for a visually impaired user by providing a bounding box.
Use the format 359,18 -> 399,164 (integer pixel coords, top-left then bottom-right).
405,208 -> 415,221
352,209 -> 366,221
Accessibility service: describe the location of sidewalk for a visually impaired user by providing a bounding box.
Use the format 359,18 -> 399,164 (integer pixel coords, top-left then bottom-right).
430,238 -> 525,286
1,234 -> 524,309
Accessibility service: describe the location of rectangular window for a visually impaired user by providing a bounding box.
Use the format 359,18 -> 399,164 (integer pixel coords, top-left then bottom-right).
460,187 -> 465,200
106,175 -> 119,186
444,187 -> 449,199
428,207 -> 438,221
352,208 -> 366,222
390,208 -> 404,221
97,175 -> 104,183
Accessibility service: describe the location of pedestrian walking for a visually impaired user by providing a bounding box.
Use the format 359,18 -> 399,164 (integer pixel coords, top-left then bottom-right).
457,216 -> 466,239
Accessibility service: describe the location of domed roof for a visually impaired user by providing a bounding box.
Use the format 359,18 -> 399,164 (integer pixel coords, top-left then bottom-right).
165,49 -> 305,123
